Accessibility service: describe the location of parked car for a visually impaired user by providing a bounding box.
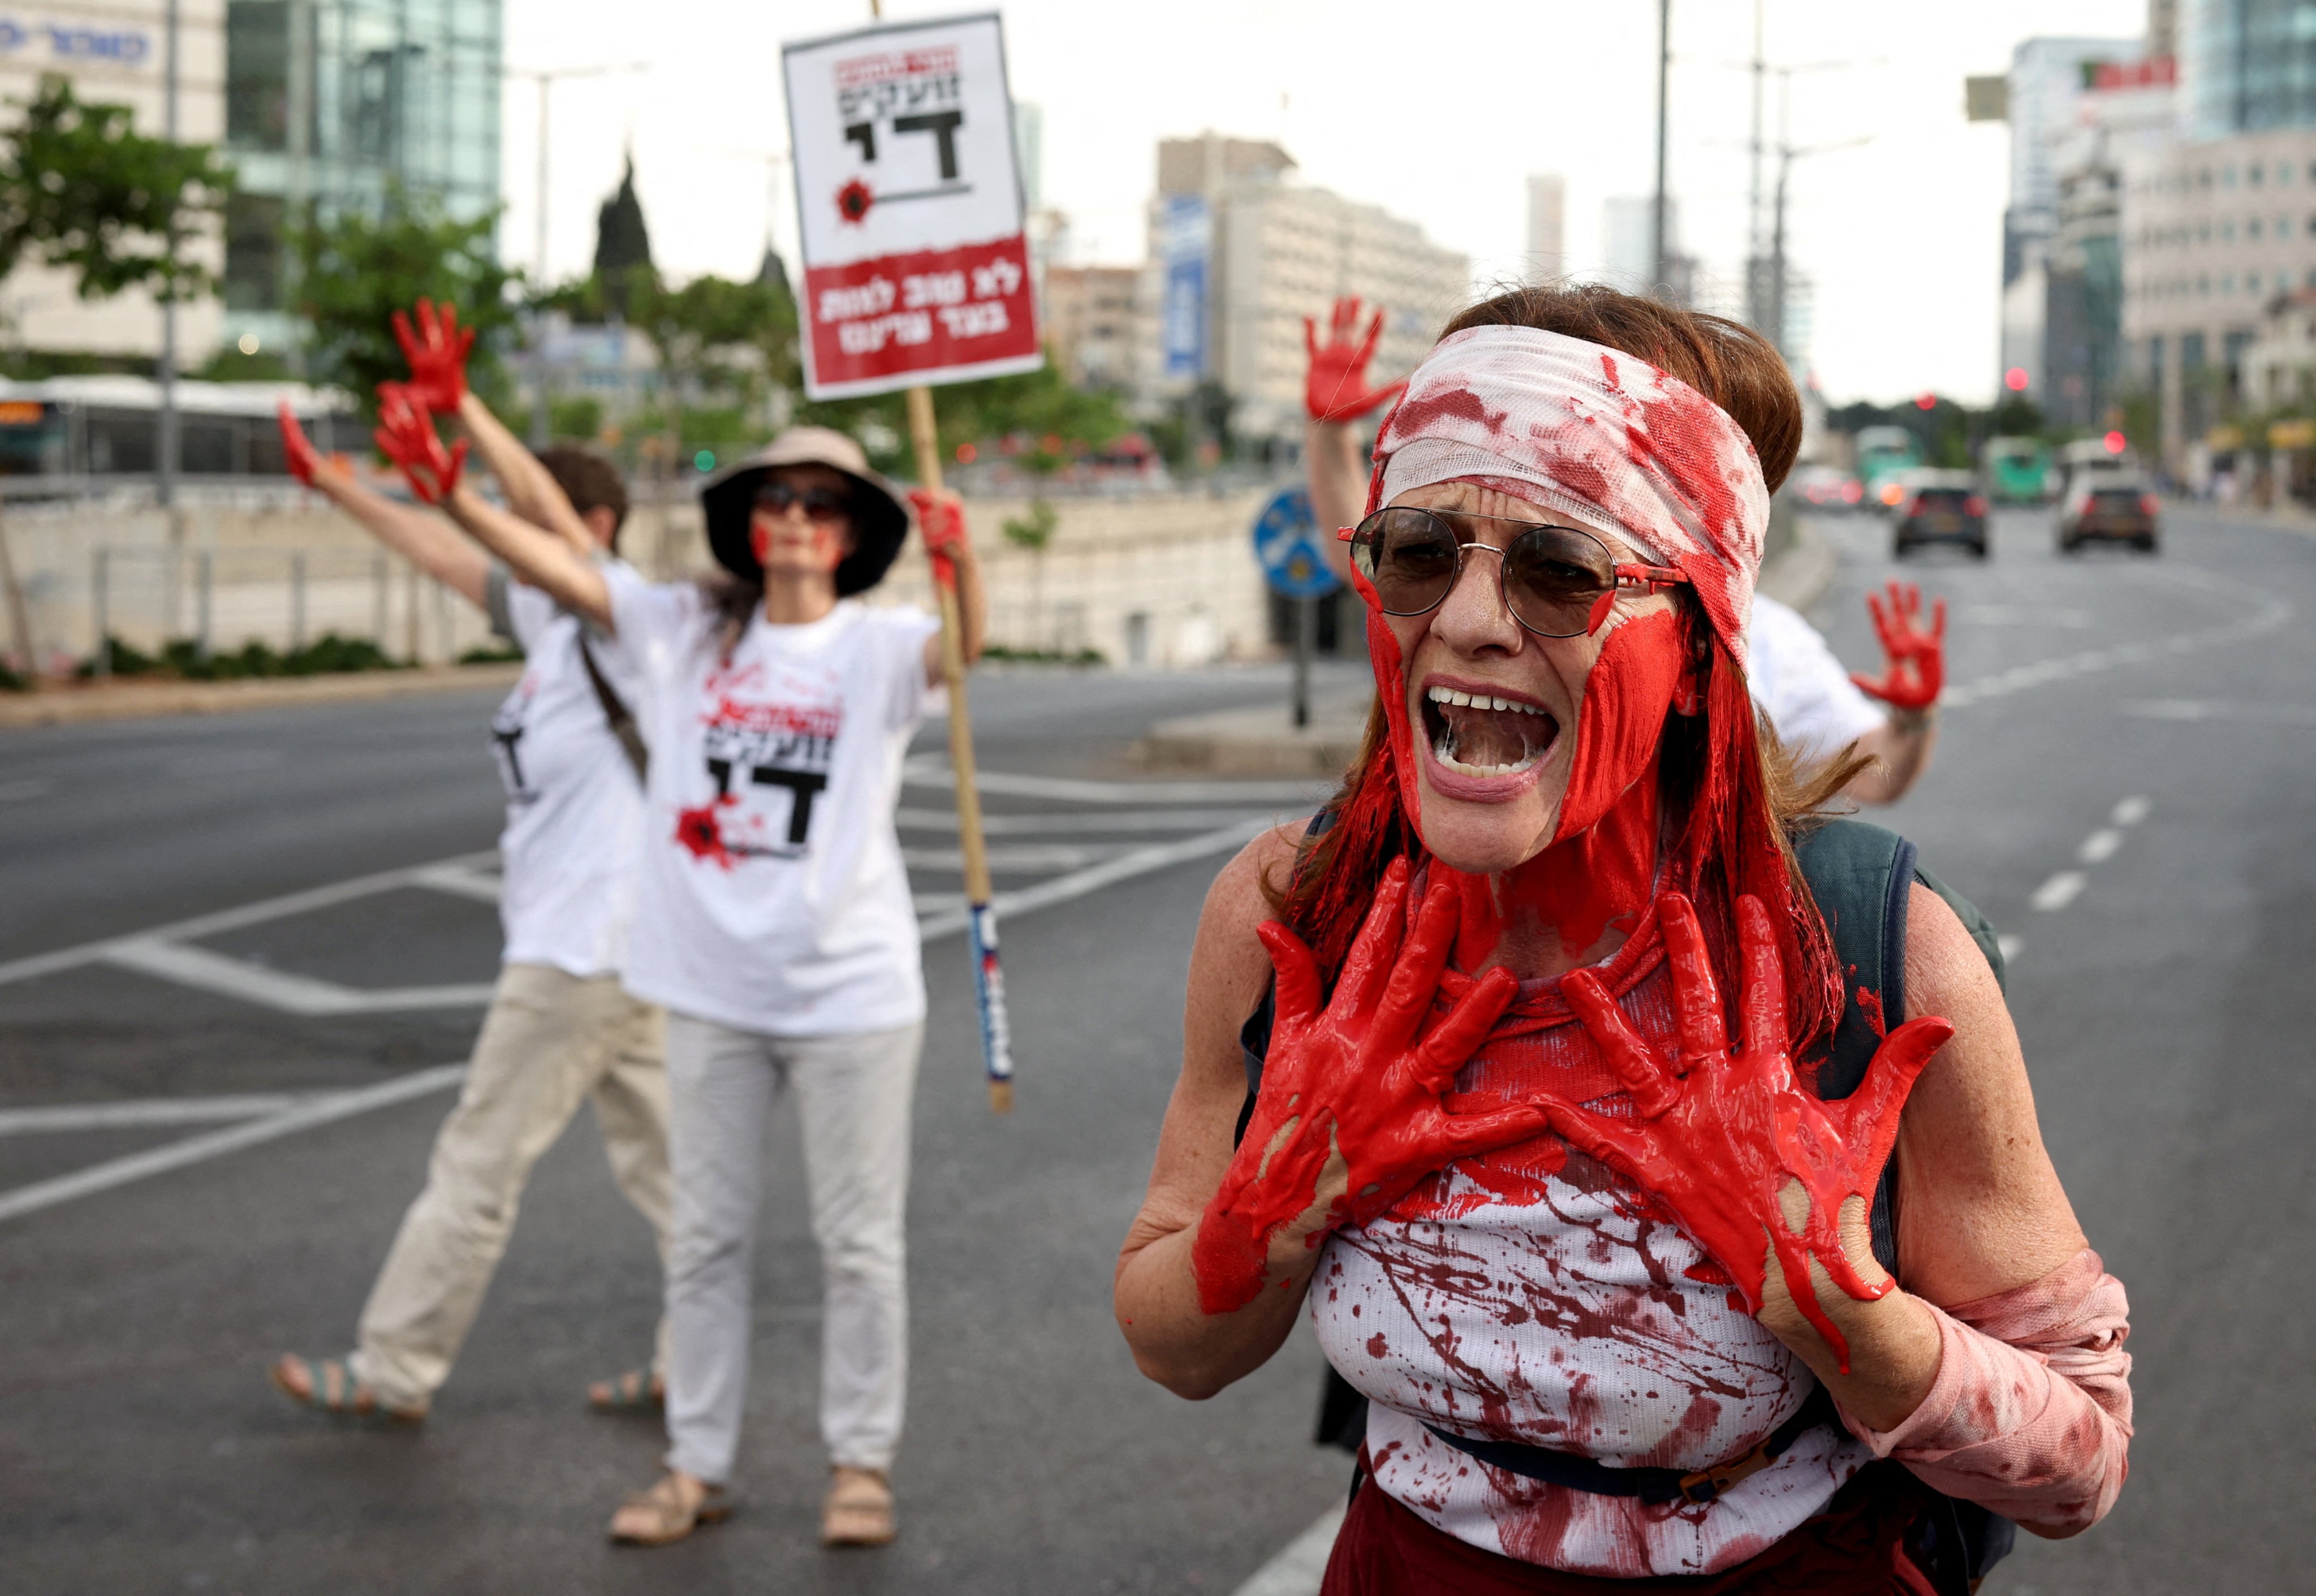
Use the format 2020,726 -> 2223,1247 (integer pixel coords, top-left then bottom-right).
1792,463 -> 1865,510
1892,471 -> 1989,558
2058,476 -> 2160,553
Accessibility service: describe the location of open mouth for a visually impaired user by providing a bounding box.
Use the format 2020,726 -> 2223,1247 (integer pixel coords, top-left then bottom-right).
1418,681 -> 1559,780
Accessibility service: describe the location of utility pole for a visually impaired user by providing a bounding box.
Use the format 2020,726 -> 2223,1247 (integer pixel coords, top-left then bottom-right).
157,0 -> 180,525
1653,0 -> 1672,291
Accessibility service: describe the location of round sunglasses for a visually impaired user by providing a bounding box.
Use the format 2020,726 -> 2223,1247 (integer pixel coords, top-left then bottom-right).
754,480 -> 852,524
1344,507 -> 1689,638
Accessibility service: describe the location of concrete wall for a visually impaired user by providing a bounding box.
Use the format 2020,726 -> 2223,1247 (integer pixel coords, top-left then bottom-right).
1,482 -> 1281,674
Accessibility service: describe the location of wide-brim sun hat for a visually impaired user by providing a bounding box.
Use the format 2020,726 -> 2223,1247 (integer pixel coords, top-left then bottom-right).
698,425 -> 909,596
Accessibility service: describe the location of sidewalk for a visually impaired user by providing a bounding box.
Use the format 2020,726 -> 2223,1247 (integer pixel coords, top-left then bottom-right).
0,662 -> 524,731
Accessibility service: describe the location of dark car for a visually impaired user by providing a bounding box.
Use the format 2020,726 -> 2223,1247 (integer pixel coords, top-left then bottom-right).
1891,472 -> 1989,558
2058,477 -> 2160,553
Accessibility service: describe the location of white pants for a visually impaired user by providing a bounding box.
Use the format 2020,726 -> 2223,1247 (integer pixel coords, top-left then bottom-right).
661,1012 -> 921,1485
351,963 -> 670,1409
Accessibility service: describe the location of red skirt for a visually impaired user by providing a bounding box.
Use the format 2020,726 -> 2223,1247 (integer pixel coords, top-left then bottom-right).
1318,1461 -> 1942,1596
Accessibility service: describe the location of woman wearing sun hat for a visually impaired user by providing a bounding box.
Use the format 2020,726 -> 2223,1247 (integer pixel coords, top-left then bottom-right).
383,411 -> 983,1550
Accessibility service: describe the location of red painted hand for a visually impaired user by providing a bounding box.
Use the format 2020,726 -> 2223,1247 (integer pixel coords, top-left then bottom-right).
277,399 -> 323,488
908,486 -> 968,592
373,383 -> 467,506
1193,858 -> 1539,1314
1303,296 -> 1405,424
1849,580 -> 1946,713
391,297 -> 476,416
1549,891 -> 1953,1371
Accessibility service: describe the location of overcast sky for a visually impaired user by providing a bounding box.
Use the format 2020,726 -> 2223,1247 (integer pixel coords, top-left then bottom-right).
501,0 -> 2148,407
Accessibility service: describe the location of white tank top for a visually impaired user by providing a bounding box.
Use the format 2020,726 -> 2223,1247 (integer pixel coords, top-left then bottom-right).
1309,920 -> 1874,1577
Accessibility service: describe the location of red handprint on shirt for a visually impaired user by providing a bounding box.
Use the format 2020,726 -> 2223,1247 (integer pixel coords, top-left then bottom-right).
1849,580 -> 1946,713
908,486 -> 968,593
1303,296 -> 1406,424
1546,891 -> 1953,1370
391,298 -> 476,416
373,383 -> 467,505
1194,859 -> 1543,1314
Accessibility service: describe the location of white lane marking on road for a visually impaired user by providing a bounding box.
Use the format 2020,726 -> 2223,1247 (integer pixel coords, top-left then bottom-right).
902,843 -> 1137,873
0,849 -> 500,989
0,1093 -> 307,1136
100,939 -> 495,1015
1231,1503 -> 1347,1596
0,1064 -> 464,1226
903,755 -> 1327,806
2112,795 -> 2151,826
406,862 -> 504,904
916,816 -> 1278,943
2078,829 -> 2123,864
2121,698 -> 2316,726
1939,594 -> 2291,710
0,778 -> 50,803
895,805 -> 1278,835
2030,872 -> 2088,912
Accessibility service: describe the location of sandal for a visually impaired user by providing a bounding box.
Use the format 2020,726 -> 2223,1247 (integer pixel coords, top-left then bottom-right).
822,1465 -> 896,1547
269,1353 -> 427,1425
588,1366 -> 665,1412
609,1470 -> 730,1546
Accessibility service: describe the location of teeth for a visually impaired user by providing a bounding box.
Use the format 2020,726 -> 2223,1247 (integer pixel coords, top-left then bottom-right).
1434,745 -> 1545,778
1425,684 -> 1543,715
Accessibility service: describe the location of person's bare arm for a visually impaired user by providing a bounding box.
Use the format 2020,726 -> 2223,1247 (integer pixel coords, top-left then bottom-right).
1114,827 -> 1310,1398
442,482 -> 613,630
303,457 -> 490,610
913,489 -> 987,683
456,392 -> 596,556
1845,709 -> 1938,804
1305,418 -> 1366,584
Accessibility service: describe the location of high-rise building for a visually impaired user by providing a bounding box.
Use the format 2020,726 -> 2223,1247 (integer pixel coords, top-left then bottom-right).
221,0 -> 503,355
1042,265 -> 1137,390
1134,132 -> 1468,447
1525,174 -> 1565,281
0,2 -> 228,366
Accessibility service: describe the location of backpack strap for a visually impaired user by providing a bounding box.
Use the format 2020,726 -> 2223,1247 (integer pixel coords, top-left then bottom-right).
576,631 -> 649,783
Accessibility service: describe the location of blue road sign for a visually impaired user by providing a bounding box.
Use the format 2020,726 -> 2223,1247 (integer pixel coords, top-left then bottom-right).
1251,486 -> 1342,600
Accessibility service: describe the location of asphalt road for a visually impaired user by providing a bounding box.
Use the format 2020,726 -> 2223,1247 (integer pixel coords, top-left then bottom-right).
2,504 -> 2311,1594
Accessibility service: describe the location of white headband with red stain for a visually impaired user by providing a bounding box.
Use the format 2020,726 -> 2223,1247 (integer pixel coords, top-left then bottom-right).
1370,324 -> 1769,663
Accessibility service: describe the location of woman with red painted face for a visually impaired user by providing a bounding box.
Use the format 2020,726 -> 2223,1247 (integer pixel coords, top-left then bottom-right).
1115,285 -> 2129,1591
387,410 -> 984,1551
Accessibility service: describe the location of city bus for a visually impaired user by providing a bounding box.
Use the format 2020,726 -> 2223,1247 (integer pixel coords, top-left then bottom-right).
1983,436 -> 2056,504
1854,425 -> 1924,508
0,377 -> 352,485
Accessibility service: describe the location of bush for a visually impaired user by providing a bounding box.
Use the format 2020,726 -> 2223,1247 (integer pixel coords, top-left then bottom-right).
978,643 -> 1106,667
80,631 -> 404,680
459,641 -> 523,664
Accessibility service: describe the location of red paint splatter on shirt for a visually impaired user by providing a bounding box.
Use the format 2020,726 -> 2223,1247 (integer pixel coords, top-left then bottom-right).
675,795 -> 741,868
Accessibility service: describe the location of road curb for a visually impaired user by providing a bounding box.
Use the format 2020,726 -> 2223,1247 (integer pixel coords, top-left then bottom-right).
0,662 -> 525,731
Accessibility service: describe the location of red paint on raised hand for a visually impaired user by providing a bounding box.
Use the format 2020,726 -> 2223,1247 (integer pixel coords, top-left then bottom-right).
1304,296 -> 1406,424
373,383 -> 467,505
1193,859 -> 1542,1314
1849,580 -> 1945,712
391,298 -> 475,416
907,486 -> 968,592
1543,892 -> 1953,1370
277,399 -> 322,488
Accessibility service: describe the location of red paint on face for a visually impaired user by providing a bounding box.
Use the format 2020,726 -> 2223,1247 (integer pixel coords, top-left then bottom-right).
675,796 -> 741,869
1552,608 -> 1683,846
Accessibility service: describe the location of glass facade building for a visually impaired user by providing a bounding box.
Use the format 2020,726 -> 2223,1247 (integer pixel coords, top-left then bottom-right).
2186,0 -> 2316,137
221,0 -> 502,334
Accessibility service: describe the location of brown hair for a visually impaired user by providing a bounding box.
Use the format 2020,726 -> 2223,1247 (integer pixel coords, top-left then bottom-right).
1273,283 -> 1854,1059
1442,283 -> 1805,493
537,445 -> 630,541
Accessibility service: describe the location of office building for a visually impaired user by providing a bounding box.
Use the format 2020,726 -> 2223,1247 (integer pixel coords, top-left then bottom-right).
1526,174 -> 1565,281
1135,132 -> 1468,447
0,2 -> 227,366
221,0 -> 503,355
1042,265 -> 1137,390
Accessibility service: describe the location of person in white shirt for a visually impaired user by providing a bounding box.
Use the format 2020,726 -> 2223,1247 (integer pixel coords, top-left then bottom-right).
386,411 -> 984,1552
267,323 -> 672,1425
1746,582 -> 1943,804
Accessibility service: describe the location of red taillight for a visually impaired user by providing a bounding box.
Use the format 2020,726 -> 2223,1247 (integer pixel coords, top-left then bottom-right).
1900,496 -> 1923,517
2140,494 -> 2159,516
1841,481 -> 1862,503
1965,495 -> 1987,515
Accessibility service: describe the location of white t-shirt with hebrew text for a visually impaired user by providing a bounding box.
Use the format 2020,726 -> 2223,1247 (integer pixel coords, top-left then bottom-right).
486,567 -> 646,979
603,566 -> 942,1037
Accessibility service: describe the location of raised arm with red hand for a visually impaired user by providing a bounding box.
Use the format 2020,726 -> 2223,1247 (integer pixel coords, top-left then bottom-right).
374,383 -> 467,505
277,400 -> 325,488
1303,295 -> 1405,424
1850,579 -> 1946,713
1551,891 -> 1954,1371
392,298 -> 475,416
1192,858 -> 1540,1315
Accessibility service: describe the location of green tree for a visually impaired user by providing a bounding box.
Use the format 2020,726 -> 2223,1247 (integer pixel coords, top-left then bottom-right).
291,185 -> 517,416
0,74 -> 232,304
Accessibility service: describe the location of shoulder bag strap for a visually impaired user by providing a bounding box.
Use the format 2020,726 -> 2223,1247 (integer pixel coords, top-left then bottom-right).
575,631 -> 649,783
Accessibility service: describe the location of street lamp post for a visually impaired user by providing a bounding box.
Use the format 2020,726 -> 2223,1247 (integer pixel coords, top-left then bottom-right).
158,0 -> 180,525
